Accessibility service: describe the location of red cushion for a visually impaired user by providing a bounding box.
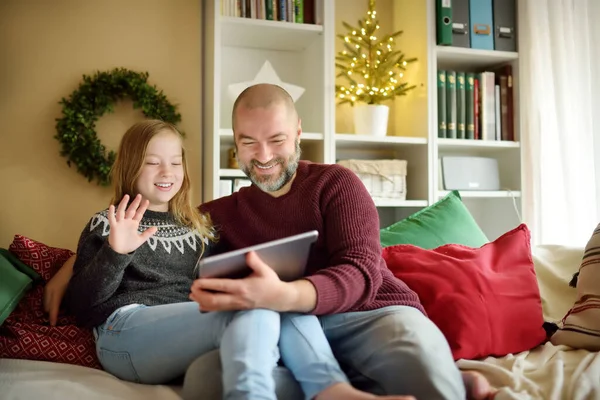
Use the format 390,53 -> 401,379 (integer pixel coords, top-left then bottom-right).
7,234 -> 74,282
0,235 -> 101,369
383,224 -> 547,360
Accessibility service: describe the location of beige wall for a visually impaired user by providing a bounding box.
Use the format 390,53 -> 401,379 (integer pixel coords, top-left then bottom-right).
0,0 -> 202,250
0,0 -> 403,250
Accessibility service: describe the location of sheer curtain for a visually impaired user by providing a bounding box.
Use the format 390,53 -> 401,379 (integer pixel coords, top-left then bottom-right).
519,0 -> 599,246
593,2 -> 600,223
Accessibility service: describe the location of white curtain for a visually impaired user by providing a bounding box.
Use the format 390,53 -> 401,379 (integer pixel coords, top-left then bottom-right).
519,0 -> 599,246
593,2 -> 600,224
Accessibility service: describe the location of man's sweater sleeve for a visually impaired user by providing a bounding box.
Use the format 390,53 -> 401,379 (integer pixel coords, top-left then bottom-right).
66,217 -> 134,316
304,166 -> 384,315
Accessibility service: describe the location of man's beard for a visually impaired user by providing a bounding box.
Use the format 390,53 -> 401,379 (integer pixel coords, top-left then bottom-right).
238,139 -> 301,193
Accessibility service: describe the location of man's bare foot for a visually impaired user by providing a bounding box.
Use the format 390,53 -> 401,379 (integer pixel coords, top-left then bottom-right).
315,382 -> 415,400
462,370 -> 494,400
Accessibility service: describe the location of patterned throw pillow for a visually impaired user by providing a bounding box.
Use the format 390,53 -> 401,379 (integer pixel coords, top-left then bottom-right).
7,235 -> 74,281
0,235 -> 101,369
550,224 -> 600,351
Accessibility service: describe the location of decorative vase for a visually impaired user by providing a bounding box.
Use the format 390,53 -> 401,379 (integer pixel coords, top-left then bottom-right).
353,104 -> 390,137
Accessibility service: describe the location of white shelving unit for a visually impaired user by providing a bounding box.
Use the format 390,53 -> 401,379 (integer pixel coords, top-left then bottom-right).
382,0 -> 523,239
428,1 -> 522,240
203,0 -> 523,240
202,0 -> 335,201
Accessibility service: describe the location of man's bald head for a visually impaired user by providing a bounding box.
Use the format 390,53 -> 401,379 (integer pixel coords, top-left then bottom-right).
232,84 -> 298,130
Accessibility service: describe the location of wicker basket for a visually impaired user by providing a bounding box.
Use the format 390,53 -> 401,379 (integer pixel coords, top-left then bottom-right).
338,159 -> 407,200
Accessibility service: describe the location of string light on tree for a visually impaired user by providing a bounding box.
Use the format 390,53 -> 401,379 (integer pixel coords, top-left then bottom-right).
335,0 -> 417,105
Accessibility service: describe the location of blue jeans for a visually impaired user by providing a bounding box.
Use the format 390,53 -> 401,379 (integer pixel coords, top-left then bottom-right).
93,302 -> 281,400
184,305 -> 466,400
94,303 -> 351,400
280,313 -> 349,400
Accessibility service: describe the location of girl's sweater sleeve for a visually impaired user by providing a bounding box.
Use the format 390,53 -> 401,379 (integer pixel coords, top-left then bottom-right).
66,216 -> 134,316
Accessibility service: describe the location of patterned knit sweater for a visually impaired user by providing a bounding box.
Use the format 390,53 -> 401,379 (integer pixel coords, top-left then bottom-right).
201,161 -> 424,316
66,209 -> 209,328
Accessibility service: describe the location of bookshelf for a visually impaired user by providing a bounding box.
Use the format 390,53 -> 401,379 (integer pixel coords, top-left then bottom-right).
202,0 -> 334,201
426,0 -> 523,240
202,0 -> 523,240
383,0 -> 522,239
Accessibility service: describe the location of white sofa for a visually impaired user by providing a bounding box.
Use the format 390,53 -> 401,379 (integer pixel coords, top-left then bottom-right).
1,245 -> 599,400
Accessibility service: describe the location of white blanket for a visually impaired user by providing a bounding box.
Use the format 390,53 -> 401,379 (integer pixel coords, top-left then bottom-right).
458,343 -> 600,400
456,245 -> 600,400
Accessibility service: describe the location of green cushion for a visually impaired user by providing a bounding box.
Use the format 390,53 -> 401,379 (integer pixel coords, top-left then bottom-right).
380,190 -> 489,249
0,249 -> 34,326
0,248 -> 41,281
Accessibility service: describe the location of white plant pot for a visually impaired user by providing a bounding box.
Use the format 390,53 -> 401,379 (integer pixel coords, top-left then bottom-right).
353,104 -> 389,137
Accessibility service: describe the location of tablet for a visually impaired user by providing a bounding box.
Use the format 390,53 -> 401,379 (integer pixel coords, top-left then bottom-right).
197,230 -> 318,281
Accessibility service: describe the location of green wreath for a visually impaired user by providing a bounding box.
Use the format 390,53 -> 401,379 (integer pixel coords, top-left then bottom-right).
54,68 -> 182,186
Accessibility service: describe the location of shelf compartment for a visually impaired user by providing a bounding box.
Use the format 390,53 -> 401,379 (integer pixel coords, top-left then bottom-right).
438,190 -> 521,198
436,46 -> 518,70
220,17 -> 323,51
373,199 -> 428,208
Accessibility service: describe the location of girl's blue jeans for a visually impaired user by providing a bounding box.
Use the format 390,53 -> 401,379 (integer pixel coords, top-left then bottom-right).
93,302 -> 348,400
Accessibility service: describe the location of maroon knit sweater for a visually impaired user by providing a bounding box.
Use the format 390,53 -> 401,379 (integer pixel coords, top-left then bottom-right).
200,161 -> 424,316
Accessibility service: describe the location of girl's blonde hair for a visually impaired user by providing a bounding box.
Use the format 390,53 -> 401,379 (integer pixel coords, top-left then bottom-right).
110,119 -> 215,251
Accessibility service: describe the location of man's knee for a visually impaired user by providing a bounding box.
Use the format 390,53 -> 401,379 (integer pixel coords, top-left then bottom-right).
333,306 -> 450,358
368,306 -> 458,371
385,306 -> 451,354
374,307 -> 465,399
329,306 -> 465,399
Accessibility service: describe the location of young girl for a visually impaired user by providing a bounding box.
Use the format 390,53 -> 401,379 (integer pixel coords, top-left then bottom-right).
65,119 -> 280,398
64,119 -> 411,400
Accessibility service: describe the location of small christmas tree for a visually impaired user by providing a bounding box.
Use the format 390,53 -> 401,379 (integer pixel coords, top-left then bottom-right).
335,0 -> 417,106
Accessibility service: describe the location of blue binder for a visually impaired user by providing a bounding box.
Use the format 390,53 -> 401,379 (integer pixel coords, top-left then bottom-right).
469,0 -> 494,50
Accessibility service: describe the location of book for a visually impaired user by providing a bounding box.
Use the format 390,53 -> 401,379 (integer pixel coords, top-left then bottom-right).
478,71 -> 496,140
438,70 -> 447,138
457,72 -> 466,139
446,70 -> 457,139
465,73 -> 475,140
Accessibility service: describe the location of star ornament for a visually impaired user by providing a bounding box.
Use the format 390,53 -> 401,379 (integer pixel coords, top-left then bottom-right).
227,60 -> 305,103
